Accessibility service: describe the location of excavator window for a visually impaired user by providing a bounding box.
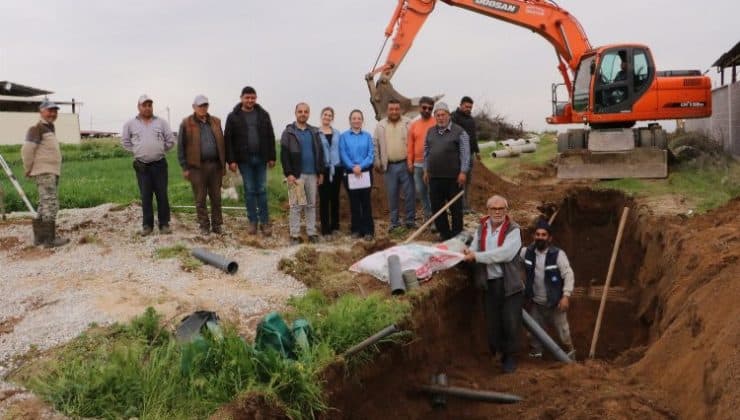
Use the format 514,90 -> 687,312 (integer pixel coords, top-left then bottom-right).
572,55 -> 595,113
595,49 -> 630,111
633,49 -> 651,91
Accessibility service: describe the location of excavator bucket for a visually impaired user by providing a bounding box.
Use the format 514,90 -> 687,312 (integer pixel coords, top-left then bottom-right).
367,76 -> 442,121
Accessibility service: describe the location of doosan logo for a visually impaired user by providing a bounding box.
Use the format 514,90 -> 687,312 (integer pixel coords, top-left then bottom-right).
474,0 -> 519,13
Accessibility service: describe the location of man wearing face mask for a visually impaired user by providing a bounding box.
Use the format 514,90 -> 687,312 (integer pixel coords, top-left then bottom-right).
520,219 -> 576,359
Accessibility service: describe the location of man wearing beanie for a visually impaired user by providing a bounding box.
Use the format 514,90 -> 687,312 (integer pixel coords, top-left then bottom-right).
520,219 -> 576,359
423,101 -> 470,240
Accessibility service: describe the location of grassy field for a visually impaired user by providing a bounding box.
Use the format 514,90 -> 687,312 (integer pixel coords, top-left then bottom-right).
12,291 -> 411,419
0,139 -> 288,216
480,134 -> 740,213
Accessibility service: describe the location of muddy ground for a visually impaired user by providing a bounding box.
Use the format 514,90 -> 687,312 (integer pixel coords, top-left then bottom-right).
1,160 -> 738,419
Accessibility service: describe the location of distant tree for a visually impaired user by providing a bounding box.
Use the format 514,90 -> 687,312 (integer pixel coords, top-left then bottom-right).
473,103 -> 525,141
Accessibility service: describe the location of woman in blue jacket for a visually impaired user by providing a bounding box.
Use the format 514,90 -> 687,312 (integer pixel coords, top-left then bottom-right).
339,109 -> 375,240
318,107 -> 343,238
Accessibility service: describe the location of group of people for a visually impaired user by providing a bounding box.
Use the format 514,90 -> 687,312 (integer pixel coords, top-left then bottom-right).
462,195 -> 576,373
22,87 -> 576,374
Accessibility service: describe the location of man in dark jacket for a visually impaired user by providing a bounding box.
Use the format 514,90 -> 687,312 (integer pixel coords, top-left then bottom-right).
451,96 -> 480,214
224,86 -> 277,236
178,95 -> 225,235
463,195 -> 523,373
280,103 -> 325,245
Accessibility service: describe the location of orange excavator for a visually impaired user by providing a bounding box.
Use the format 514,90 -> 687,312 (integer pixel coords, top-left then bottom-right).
366,0 -> 712,179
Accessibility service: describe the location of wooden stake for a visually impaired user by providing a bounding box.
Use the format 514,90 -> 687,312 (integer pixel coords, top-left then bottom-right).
404,189 -> 465,244
589,206 -> 630,359
547,209 -> 559,225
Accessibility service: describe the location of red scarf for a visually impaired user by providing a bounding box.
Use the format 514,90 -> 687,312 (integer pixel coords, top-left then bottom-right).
478,215 -> 510,251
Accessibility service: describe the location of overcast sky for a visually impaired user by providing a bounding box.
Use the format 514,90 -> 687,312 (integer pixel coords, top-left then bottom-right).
1,0 -> 738,133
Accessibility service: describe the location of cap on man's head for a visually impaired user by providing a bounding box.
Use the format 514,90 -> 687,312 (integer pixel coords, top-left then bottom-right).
137,94 -> 153,105
535,219 -> 552,234
39,100 -> 59,111
433,102 -> 450,114
193,95 -> 209,106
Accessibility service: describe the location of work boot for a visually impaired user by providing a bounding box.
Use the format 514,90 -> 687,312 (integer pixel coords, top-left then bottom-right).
42,220 -> 69,248
199,226 -> 210,236
247,222 -> 258,235
260,223 -> 272,237
308,235 -> 319,244
502,354 -> 517,373
139,226 -> 154,237
32,218 -> 46,246
212,225 -> 223,235
159,225 -> 172,235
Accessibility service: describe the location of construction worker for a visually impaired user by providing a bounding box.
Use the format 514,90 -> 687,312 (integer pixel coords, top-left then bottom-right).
451,96 -> 480,214
374,98 -> 414,232
521,219 -> 576,359
462,195 -> 523,373
121,94 -> 176,236
280,103 -> 325,245
224,86 -> 277,237
22,100 -> 69,247
406,96 -> 436,224
423,102 -> 470,240
177,95 -> 226,236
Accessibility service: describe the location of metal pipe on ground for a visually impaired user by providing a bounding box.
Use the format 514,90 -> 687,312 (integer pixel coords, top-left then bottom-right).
510,144 -> 537,153
388,254 -> 406,295
343,324 -> 399,357
191,248 -> 239,274
522,309 -> 573,364
418,385 -> 523,404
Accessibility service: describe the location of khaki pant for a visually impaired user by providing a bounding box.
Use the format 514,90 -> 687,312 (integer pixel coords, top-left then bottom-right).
35,173 -> 59,222
189,161 -> 223,230
528,303 -> 574,353
289,173 -> 318,237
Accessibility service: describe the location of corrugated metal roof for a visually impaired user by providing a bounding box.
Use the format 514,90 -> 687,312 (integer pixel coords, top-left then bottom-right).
0,81 -> 53,97
712,41 -> 740,68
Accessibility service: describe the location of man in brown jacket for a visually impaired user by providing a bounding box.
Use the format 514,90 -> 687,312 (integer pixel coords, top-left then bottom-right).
21,100 -> 69,247
177,95 -> 226,235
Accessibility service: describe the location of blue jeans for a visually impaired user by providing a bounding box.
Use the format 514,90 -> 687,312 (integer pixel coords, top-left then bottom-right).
385,162 -> 415,227
238,155 -> 269,224
413,166 -> 431,219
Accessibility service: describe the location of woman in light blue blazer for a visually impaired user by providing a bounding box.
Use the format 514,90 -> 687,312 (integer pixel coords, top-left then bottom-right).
317,107 -> 343,237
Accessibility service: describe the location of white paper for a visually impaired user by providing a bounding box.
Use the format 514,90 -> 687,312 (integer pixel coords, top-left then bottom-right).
347,171 -> 371,190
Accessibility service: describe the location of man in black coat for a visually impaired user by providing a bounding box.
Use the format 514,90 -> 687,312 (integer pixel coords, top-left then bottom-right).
451,96 -> 480,214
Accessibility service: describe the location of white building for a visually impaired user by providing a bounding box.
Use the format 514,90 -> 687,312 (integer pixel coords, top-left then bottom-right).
0,81 -> 81,145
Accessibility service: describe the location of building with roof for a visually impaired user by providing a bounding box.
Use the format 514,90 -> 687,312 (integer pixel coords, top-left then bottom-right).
685,42 -> 740,157
0,81 -> 81,145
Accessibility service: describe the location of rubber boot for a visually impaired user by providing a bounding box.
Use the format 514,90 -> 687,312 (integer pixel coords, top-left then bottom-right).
32,218 -> 46,246
43,220 -> 70,248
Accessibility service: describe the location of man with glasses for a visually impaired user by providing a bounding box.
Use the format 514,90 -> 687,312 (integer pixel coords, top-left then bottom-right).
463,195 -> 523,373
423,102 -> 470,240
177,95 -> 226,235
407,96 -> 436,223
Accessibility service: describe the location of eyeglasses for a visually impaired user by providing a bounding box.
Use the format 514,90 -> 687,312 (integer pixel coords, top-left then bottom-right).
487,206 -> 507,212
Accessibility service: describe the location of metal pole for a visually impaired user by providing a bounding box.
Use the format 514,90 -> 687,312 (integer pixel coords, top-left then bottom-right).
418,385 -> 522,404
343,324 -> 399,357
0,153 -> 37,218
589,206 -> 630,358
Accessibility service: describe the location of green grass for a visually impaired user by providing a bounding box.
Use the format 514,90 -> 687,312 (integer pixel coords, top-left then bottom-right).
13,291 -> 411,419
154,244 -> 203,272
480,134 -> 557,179
0,139 -> 288,216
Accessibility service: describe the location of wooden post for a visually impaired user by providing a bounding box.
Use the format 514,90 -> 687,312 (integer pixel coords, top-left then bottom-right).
404,189 -> 465,244
589,206 -> 630,359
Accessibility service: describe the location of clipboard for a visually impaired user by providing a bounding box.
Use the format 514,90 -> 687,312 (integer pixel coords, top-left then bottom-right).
347,171 -> 371,190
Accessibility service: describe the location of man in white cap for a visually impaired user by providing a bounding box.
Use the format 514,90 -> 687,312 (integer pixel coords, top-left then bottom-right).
121,94 -> 176,236
21,100 -> 69,247
423,101 -> 470,240
177,95 -> 226,235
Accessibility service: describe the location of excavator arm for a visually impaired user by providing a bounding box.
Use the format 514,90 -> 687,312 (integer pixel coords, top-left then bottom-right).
368,0 -> 592,119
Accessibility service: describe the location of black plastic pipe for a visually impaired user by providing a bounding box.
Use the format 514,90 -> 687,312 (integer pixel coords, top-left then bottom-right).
522,309 -> 573,363
343,324 -> 399,357
418,385 -> 522,404
191,248 -> 239,274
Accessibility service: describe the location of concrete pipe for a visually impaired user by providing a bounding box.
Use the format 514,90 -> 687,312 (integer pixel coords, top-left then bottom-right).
522,309 -> 573,363
403,270 -> 419,290
343,324 -> 399,357
388,254 -> 406,295
419,385 -> 523,404
510,144 -> 537,154
192,248 -> 239,274
491,148 -> 520,158
502,139 -> 528,147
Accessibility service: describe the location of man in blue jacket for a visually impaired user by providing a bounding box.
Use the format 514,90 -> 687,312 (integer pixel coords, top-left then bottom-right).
520,219 -> 576,359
